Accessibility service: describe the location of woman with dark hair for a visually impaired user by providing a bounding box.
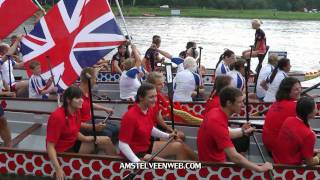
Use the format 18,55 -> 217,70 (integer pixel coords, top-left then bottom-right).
79,67 -> 119,144
204,75 -> 232,114
47,86 -> 116,180
111,43 -> 130,73
179,41 -> 196,59
262,77 -> 301,152
215,49 -> 235,78
263,58 -> 291,102
118,83 -> 197,163
272,97 -> 319,166
227,58 -> 246,92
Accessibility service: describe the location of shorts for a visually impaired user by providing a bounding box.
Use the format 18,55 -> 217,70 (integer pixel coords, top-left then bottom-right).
135,140 -> 155,158
66,140 -> 81,153
0,106 -> 4,117
232,136 -> 250,153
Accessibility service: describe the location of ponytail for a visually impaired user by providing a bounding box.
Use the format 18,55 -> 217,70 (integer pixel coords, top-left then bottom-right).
62,86 -> 83,125
267,58 -> 290,84
266,67 -> 278,84
296,97 -> 315,127
215,49 -> 234,69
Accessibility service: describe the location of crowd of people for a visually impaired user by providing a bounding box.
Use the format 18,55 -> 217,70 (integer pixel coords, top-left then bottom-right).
0,18 -> 319,179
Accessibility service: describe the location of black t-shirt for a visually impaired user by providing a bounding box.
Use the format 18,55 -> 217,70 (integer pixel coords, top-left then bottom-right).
254,28 -> 266,48
144,48 -> 159,71
112,51 -> 129,71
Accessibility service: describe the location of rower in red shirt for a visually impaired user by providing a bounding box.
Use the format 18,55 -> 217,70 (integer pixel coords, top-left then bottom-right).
272,97 -> 319,166
204,75 -> 251,154
197,87 -> 272,172
204,75 -> 232,114
79,67 -> 119,144
46,86 -> 116,180
118,83 -> 197,163
146,71 -> 185,141
262,77 -> 301,152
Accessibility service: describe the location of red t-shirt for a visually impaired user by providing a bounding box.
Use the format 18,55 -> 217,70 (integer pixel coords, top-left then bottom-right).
46,107 -> 81,152
197,107 -> 234,162
204,95 -> 220,115
80,94 -> 91,122
272,117 -> 316,165
262,99 -> 296,151
119,103 -> 157,154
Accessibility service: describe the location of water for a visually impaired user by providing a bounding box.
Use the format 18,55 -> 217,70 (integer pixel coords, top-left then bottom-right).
8,16 -> 320,72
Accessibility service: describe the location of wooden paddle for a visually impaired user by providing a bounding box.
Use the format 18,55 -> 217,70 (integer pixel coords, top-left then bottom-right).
245,46 -> 275,180
45,56 -> 60,106
123,136 -> 175,180
85,73 -> 98,153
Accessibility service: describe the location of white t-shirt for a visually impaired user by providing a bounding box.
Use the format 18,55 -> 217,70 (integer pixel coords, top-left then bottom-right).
256,64 -> 274,99
0,73 -> 4,92
29,74 -> 49,99
173,69 -> 200,102
119,67 -> 142,100
263,70 -> 288,102
227,70 -> 245,92
215,61 -> 230,77
0,57 -> 16,86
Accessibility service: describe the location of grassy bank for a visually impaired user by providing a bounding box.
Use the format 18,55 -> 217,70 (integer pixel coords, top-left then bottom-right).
113,7 -> 320,20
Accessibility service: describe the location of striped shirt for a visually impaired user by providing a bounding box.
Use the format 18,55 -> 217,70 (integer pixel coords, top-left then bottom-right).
227,70 -> 245,91
215,61 -> 230,77
29,74 -> 49,99
119,66 -> 145,100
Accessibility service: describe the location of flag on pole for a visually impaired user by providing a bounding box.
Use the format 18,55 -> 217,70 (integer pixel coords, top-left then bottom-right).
0,0 -> 38,40
21,0 -> 126,89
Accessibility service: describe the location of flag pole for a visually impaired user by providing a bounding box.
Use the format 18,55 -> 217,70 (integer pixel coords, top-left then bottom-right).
33,0 -> 46,13
45,56 -> 61,106
114,0 -> 132,42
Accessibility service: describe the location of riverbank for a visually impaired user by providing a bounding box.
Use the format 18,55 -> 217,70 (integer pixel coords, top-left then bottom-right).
112,7 -> 320,20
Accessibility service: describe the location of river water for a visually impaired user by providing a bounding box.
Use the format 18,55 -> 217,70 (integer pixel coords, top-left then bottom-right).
9,16 -> 320,72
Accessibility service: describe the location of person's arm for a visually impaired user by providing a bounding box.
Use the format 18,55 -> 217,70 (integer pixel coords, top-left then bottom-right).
229,123 -> 255,139
229,128 -> 243,139
224,147 -> 273,172
131,44 -> 142,68
113,60 -> 122,73
47,142 -> 65,180
92,103 -> 113,114
151,127 -> 170,139
119,140 -> 141,163
156,49 -> 173,59
156,111 -> 173,132
305,156 -> 319,166
303,133 -> 318,166
77,132 -> 94,142
13,61 -> 24,68
2,36 -> 22,62
80,122 -> 106,132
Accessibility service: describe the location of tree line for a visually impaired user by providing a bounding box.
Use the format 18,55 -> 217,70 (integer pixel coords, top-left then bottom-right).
111,0 -> 320,11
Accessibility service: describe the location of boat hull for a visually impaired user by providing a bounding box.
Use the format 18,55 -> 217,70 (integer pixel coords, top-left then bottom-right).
0,148 -> 319,179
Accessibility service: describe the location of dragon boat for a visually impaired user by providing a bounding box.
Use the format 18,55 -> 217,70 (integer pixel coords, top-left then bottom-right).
1,108 -> 320,179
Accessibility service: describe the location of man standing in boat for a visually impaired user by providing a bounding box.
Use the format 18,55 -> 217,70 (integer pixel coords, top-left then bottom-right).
197,87 -> 273,172
142,35 -> 163,72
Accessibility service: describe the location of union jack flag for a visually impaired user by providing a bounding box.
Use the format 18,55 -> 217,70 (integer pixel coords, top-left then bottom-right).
21,0 -> 126,89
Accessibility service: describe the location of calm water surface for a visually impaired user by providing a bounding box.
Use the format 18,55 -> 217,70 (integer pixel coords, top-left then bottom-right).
11,16 -> 320,72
